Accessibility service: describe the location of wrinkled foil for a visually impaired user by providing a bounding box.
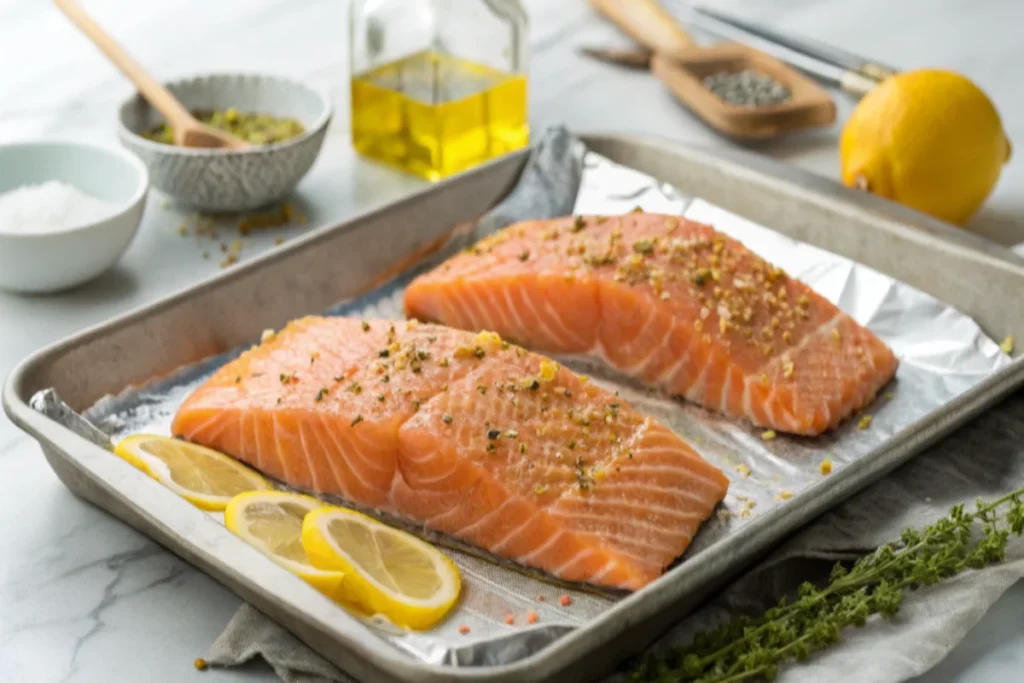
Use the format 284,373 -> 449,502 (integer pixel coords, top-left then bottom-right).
36,149 -> 1012,669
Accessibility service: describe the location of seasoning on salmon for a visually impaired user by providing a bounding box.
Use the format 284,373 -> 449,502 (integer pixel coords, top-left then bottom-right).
172,317 -> 729,591
403,214 -> 899,436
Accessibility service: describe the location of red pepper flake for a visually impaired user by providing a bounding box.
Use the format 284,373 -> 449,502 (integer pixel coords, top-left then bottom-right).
458,625 -> 470,635
526,610 -> 538,624
504,614 -> 515,625
559,594 -> 572,606
537,595 -> 545,602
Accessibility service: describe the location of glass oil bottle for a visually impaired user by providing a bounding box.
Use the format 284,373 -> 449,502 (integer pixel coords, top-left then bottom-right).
349,0 -> 529,181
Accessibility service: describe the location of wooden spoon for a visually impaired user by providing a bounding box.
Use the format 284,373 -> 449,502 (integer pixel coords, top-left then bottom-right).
54,0 -> 249,150
588,0 -> 836,140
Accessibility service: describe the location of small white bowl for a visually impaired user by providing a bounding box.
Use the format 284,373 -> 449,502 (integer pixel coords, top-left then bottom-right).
117,73 -> 332,212
0,140 -> 148,294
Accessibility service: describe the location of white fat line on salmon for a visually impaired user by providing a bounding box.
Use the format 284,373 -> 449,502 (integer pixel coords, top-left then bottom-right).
295,418 -> 324,493
270,413 -> 301,486
422,476 -> 487,527
748,310 -> 846,431
490,508 -> 544,555
516,528 -> 568,564
580,543 -> 663,574
446,285 -> 485,334
548,511 -> 697,550
551,546 -> 599,577
309,415 -> 353,500
179,411 -> 227,444
346,416 -> 395,475
578,485 -> 716,518
658,335 -> 696,395
318,414 -> 379,496
586,559 -> 626,585
683,360 -> 710,403
468,281 -> 504,334
549,506 -> 705,536
454,495 -> 519,538
718,366 -> 734,415
615,304 -> 664,375
527,285 -> 589,351
498,281 -> 529,340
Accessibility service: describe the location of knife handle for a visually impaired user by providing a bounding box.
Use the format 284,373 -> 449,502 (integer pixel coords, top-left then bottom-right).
589,0 -> 695,58
839,65 -> 895,97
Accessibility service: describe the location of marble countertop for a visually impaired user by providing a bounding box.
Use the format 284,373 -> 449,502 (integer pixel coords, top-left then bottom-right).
2,1 -> 1023,681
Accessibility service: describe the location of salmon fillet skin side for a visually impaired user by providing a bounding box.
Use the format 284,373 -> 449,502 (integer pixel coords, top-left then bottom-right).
172,317 -> 729,591
404,213 -> 899,436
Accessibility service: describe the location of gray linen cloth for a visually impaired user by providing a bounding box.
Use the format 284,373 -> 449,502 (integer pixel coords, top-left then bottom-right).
205,129 -> 1024,682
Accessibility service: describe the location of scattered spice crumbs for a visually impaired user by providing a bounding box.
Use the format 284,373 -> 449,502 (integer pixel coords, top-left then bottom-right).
760,429 -> 777,441
559,594 -> 572,606
735,463 -> 751,477
537,595 -> 545,602
194,658 -> 208,671
858,415 -> 873,430
1001,335 -> 1015,355
776,490 -> 794,501
458,625 -> 470,635
527,610 -> 538,624
820,459 -> 833,475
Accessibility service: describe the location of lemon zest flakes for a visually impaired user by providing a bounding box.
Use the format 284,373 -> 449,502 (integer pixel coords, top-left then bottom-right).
538,360 -> 560,382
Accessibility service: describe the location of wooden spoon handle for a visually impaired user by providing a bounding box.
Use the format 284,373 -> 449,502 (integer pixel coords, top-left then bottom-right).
53,0 -> 193,127
589,0 -> 694,57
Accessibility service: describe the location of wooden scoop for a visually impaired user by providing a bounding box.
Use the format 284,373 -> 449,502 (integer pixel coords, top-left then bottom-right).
588,0 -> 836,140
54,0 -> 249,150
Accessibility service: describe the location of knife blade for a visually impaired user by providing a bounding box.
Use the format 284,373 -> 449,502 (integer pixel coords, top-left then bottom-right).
689,3 -> 899,78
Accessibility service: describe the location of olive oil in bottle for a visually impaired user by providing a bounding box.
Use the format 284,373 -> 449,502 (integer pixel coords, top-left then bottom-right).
349,0 -> 529,181
352,51 -> 528,181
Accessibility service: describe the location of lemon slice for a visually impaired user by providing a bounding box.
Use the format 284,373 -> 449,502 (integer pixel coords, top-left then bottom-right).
302,507 -> 461,630
114,434 -> 272,510
224,491 -> 345,598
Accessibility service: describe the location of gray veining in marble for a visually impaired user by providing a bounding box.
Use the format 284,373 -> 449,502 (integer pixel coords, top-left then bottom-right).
1,0 -> 1023,681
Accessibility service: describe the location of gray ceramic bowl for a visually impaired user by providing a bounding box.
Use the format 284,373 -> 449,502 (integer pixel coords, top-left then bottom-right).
118,73 -> 332,212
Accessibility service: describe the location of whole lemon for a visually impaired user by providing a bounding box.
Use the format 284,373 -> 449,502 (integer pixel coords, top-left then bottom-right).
840,69 -> 1011,225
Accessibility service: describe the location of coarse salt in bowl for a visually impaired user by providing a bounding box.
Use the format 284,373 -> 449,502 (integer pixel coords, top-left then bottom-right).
0,139 -> 149,294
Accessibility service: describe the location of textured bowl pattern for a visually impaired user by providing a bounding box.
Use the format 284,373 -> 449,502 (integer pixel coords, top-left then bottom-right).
118,73 -> 331,212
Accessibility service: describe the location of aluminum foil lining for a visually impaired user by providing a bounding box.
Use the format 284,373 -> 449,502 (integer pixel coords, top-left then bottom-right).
36,149 -> 1012,669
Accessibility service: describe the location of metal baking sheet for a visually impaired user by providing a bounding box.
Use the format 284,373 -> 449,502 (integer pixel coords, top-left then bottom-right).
6,133 -> 1024,683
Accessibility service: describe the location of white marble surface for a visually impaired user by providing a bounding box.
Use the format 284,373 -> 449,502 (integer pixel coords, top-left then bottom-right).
2,0 -> 1023,681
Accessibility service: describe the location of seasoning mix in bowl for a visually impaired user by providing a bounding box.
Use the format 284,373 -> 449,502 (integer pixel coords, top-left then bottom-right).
119,73 -> 332,212
142,108 -> 306,147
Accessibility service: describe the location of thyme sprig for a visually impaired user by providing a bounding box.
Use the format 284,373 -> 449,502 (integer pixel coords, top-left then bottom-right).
631,487 -> 1024,683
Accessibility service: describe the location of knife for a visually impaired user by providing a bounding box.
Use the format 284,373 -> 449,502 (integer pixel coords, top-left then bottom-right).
661,1 -> 897,95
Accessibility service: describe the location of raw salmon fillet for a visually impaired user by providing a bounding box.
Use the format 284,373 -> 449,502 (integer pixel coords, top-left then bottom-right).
404,213 -> 899,436
172,317 -> 728,591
